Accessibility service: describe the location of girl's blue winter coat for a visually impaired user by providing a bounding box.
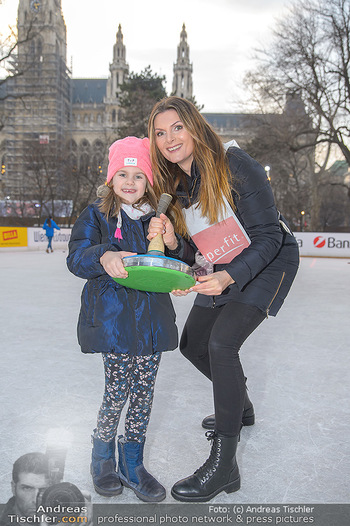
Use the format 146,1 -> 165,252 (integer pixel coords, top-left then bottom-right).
67,201 -> 178,355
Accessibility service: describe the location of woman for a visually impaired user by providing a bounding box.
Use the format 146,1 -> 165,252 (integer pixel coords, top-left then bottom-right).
147,96 -> 299,502
42,216 -> 60,253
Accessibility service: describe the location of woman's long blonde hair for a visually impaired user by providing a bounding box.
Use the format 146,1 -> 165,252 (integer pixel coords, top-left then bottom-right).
148,96 -> 236,237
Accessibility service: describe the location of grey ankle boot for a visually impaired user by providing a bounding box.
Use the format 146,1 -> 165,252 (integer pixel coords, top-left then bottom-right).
117,435 -> 166,502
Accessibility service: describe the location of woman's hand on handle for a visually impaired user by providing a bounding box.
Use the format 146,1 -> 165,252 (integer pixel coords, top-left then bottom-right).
100,250 -> 136,279
190,270 -> 235,296
148,213 -> 178,250
171,288 -> 192,297
171,270 -> 234,297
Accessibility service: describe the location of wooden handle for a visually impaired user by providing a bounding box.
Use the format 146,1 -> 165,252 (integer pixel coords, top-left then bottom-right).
147,193 -> 172,255
147,233 -> 165,254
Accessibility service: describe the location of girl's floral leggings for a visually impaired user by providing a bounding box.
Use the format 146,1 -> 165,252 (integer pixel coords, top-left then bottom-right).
96,351 -> 161,443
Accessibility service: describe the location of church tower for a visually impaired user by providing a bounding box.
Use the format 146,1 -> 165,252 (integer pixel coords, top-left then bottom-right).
172,24 -> 193,99
106,25 -> 129,103
105,24 -> 129,129
5,0 -> 70,200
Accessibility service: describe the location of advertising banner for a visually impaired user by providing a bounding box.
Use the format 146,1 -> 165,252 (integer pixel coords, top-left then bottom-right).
294,232 -> 350,257
27,227 -> 71,250
0,227 -> 27,248
1,228 -> 349,257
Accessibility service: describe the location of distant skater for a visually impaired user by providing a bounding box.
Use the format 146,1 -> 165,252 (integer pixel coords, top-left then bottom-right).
42,216 -> 60,253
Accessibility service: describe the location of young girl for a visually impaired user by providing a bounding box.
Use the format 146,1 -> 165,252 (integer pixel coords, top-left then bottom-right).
66,137 -> 178,502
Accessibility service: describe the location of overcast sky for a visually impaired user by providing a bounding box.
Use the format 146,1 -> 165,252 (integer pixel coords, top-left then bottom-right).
1,0 -> 293,112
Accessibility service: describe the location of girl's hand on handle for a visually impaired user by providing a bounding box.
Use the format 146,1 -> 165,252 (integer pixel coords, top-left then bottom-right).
190,270 -> 235,296
148,214 -> 178,250
100,250 -> 136,279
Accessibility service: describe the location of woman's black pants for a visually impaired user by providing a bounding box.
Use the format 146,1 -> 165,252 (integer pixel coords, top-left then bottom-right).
180,301 -> 266,437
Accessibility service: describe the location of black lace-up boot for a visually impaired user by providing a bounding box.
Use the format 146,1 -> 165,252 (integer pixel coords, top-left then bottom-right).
171,431 -> 240,502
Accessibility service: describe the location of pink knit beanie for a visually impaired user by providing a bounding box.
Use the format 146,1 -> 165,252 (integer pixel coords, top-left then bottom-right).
106,136 -> 153,185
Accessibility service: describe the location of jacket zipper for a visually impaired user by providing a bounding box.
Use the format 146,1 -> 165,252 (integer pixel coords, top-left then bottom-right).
266,272 -> 285,317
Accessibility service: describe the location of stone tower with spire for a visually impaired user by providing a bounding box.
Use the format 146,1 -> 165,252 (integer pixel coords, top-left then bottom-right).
105,24 -> 129,102
172,24 -> 193,99
105,24 -> 129,129
5,0 -> 70,200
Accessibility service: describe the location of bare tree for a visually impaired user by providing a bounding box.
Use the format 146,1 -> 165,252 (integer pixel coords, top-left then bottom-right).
244,0 -> 350,230
20,140 -> 63,223
243,95 -> 316,230
247,0 -> 350,157
0,9 -> 37,132
62,138 -> 107,227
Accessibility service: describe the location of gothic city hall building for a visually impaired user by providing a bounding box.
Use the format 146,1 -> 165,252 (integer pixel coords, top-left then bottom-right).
0,0 -> 313,226
0,0 -> 197,207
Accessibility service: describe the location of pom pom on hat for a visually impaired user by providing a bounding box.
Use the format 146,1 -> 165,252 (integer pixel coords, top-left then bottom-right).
106,136 -> 153,185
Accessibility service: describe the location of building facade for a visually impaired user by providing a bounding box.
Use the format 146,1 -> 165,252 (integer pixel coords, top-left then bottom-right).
1,0 -> 326,233
0,1 -> 196,202
0,0 -> 284,204
1,0 -> 71,201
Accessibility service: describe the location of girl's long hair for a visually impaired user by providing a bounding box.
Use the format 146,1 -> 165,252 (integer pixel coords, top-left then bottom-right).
97,179 -> 158,219
148,96 -> 236,237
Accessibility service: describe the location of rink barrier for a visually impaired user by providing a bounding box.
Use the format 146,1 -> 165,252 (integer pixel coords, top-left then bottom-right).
294,232 -> 350,257
0,227 -> 71,250
0,227 -> 350,257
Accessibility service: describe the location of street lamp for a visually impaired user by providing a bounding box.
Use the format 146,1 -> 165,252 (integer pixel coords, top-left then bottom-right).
300,210 -> 305,232
5,195 -> 10,215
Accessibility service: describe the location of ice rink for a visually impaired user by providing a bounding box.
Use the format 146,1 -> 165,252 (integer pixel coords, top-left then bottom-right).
1,249 -> 349,506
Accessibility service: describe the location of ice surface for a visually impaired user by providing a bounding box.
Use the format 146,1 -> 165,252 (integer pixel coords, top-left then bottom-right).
0,250 -> 349,504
